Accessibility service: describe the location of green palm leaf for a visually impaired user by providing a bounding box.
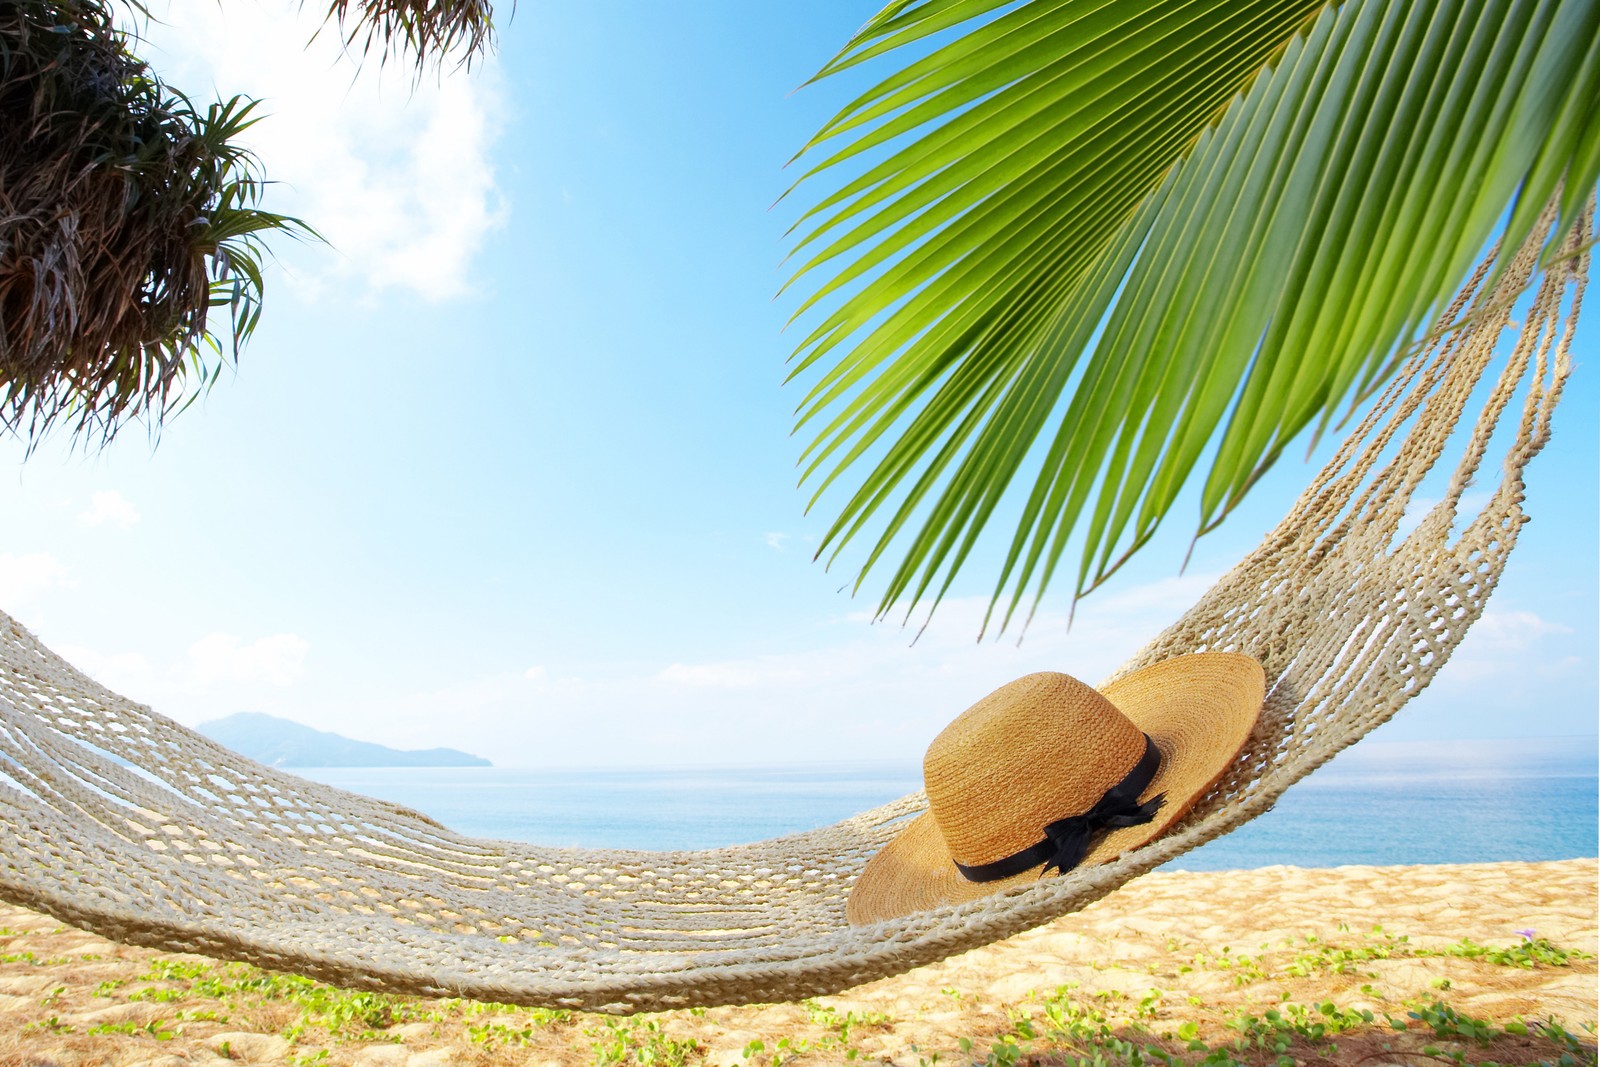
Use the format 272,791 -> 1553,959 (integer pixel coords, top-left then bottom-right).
785,0 -> 1600,634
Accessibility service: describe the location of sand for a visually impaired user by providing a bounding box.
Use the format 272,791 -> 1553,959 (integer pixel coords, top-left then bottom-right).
1,859 -> 1594,1066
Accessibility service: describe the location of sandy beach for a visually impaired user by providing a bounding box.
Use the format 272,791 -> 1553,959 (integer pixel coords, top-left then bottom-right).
2,859 -> 1594,1066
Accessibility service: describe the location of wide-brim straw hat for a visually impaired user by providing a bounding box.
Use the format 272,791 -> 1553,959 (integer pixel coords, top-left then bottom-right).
847,652 -> 1265,924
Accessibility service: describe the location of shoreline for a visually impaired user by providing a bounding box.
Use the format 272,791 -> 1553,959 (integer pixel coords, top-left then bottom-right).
3,858 -> 1595,1066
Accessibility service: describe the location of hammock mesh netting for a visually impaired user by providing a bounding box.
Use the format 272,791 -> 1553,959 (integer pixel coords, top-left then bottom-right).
0,206 -> 1589,1013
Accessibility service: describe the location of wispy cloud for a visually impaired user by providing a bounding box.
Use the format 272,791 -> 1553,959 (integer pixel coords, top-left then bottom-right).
0,552 -> 72,609
79,490 -> 140,529
184,632 -> 310,689
657,658 -> 811,688
1465,608 -> 1572,647
53,645 -> 153,697
38,572 -> 1589,766
41,631 -> 310,725
763,532 -> 790,550
136,3 -> 506,302
1426,608 -> 1577,686
296,576 -> 1221,766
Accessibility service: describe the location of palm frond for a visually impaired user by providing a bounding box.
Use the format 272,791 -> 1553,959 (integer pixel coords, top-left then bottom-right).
786,0 -> 1600,633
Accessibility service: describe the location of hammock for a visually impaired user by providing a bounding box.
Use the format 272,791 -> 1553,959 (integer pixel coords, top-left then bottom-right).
0,205 -> 1588,1014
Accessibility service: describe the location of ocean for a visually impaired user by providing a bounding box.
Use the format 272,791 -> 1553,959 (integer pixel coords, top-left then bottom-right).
297,737 -> 1598,870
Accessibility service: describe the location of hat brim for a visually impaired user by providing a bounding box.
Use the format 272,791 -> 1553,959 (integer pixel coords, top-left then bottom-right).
846,652 -> 1266,925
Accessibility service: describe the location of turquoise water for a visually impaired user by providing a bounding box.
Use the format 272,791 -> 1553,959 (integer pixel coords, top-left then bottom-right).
298,737 -> 1597,869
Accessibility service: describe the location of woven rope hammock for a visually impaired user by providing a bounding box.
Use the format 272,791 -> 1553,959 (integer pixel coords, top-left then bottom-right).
0,205 -> 1589,1014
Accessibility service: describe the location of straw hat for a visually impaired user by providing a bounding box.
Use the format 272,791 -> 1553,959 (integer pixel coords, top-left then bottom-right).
847,653 -> 1265,924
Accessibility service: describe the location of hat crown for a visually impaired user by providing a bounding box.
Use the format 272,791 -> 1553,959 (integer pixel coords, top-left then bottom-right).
924,672 -> 1148,868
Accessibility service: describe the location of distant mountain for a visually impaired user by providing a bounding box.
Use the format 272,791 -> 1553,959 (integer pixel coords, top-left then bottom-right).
197,712 -> 491,768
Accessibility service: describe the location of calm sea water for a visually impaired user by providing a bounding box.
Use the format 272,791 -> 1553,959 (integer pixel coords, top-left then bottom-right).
298,737 -> 1597,870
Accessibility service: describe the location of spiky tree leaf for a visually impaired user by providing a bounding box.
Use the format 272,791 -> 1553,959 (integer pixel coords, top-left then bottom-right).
0,0 -> 308,444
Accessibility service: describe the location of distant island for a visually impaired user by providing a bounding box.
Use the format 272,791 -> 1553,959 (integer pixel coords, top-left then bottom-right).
196,712 -> 491,768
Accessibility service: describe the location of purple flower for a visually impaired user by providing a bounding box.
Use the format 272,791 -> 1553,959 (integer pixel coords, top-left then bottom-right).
1514,928 -> 1536,941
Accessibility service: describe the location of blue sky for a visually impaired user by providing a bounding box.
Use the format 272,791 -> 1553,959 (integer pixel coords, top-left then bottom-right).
2,1 -> 1594,767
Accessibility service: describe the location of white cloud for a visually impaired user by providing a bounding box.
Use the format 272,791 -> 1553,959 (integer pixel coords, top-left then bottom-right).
79,490 -> 140,529
1423,607 -> 1577,687
303,576 -> 1220,766
184,632 -> 310,689
21,629 -> 310,728
0,552 -> 72,608
135,3 -> 506,302
46,570 -> 1577,768
657,658 -> 811,688
54,644 -> 154,698
1464,608 -> 1571,647
763,532 -> 790,550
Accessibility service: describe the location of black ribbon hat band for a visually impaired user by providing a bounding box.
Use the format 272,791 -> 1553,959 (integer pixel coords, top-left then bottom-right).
953,734 -> 1166,884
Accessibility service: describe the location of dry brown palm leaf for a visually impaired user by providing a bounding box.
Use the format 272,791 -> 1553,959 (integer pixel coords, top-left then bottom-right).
319,0 -> 497,70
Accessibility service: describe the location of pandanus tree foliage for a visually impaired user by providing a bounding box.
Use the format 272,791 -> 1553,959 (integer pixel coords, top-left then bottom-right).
785,0 -> 1600,632
0,0 -> 493,444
